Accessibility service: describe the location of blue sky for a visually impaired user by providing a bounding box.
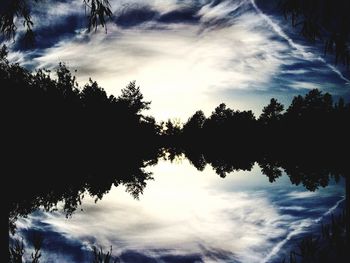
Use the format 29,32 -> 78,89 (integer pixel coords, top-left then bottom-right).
5,0 -> 350,121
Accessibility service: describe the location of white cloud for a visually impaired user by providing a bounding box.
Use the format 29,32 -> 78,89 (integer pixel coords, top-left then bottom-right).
28,0 -> 290,121
31,0 -> 85,28
21,162 -> 285,262
17,160 -> 345,263
8,0 -> 349,121
198,0 -> 246,23
286,191 -> 317,199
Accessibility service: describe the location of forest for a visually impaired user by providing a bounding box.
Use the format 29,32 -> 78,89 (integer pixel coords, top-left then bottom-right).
2,41 -> 349,216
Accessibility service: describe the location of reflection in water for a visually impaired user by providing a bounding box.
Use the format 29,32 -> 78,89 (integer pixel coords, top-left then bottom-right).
10,153 -> 346,263
3,42 -> 349,261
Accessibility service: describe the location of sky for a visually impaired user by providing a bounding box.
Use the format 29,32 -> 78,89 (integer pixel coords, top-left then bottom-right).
5,0 -> 350,121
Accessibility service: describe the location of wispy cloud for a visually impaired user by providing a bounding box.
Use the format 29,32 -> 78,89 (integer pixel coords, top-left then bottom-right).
16,161 -> 345,263
6,0 -> 350,121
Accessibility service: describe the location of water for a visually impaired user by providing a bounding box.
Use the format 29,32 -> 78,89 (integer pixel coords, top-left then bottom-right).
13,157 -> 345,263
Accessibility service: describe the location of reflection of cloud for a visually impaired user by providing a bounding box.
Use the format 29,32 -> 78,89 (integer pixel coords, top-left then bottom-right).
261,197 -> 345,263
16,161 -> 345,263
279,206 -> 305,211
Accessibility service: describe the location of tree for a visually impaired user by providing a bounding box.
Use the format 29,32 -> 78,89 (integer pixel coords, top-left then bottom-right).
117,81 -> 150,115
209,103 -> 234,125
80,78 -> 108,109
0,44 -> 8,61
259,98 -> 284,125
0,0 -> 113,43
280,0 -> 350,68
286,95 -> 305,118
163,119 -> 181,137
183,110 -> 206,133
56,63 -> 80,103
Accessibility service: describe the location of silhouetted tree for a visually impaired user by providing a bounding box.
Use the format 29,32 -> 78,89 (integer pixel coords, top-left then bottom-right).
259,159 -> 283,183
280,0 -> 350,68
183,110 -> 206,132
163,119 -> 182,137
1,46 -> 163,240
81,78 -> 108,109
259,98 -> 284,126
0,0 -> 113,43
2,42 -> 350,262
117,81 -> 151,116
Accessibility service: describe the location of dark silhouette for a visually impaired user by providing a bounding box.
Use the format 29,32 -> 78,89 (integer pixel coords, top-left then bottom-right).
279,211 -> 348,263
278,0 -> 350,68
0,0 -> 113,43
1,44 -> 162,239
2,44 -> 350,262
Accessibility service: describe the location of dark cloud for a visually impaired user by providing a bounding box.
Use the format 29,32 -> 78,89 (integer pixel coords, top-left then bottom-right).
118,250 -> 203,263
198,244 -> 239,262
119,251 -> 158,263
13,14 -> 85,51
209,0 -> 227,8
16,219 -> 90,262
159,253 -> 203,262
158,8 -> 201,24
115,5 -> 159,28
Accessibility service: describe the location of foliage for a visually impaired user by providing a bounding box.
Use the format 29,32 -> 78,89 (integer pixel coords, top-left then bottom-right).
117,80 -> 151,115
84,0 -> 113,33
281,211 -> 348,263
0,0 -> 113,43
1,44 -> 161,236
280,0 -> 350,68
92,246 -> 118,263
9,235 -> 119,263
259,98 -> 284,125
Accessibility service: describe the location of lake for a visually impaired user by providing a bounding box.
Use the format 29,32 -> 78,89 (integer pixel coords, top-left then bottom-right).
12,156 -> 345,263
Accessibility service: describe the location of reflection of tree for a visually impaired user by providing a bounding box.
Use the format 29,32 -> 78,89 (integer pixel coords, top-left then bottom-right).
258,158 -> 282,183
8,153 -> 159,234
179,146 -> 346,191
185,151 -> 207,171
259,155 -> 344,191
2,39 -> 350,259
1,46 -> 162,236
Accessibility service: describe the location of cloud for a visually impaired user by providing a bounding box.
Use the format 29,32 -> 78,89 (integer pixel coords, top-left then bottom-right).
158,7 -> 201,24
6,0 -> 350,121
114,4 -> 159,28
14,14 -> 86,51
286,191 -> 317,199
17,0 -> 290,120
16,161 -> 345,263
198,0 -> 247,25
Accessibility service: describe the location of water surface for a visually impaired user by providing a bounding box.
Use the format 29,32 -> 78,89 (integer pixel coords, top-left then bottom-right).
15,158 -> 345,263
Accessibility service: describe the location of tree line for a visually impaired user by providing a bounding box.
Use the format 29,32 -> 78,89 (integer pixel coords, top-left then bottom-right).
3,43 -> 350,261
167,86 -> 349,152
2,42 -> 349,183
